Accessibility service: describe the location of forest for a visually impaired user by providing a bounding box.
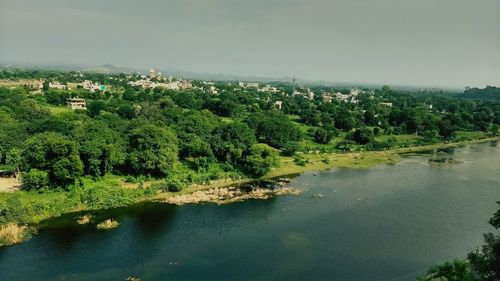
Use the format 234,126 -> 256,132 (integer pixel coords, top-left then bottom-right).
0,68 -> 499,224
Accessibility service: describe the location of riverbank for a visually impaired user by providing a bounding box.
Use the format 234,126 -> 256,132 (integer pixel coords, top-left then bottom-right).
0,136 -> 498,247
150,136 -> 499,203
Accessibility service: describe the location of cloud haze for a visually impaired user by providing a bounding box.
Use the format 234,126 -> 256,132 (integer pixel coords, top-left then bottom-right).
1,0 -> 499,87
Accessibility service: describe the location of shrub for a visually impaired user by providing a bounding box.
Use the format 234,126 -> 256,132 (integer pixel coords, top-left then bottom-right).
293,155 -> 308,166
243,144 -> 280,177
281,141 -> 300,156
351,127 -> 374,145
314,128 -> 335,144
165,178 -> 187,192
22,169 -> 49,190
80,184 -> 143,209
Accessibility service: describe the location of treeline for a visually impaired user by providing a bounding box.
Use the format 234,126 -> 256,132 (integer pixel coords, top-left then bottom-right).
0,70 -> 499,192
460,86 -> 500,101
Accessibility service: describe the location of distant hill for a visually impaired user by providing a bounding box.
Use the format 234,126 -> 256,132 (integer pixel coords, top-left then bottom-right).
0,63 -> 138,74
0,62 -> 465,91
459,86 -> 500,101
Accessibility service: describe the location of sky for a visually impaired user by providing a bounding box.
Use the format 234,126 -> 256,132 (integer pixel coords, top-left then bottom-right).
0,0 -> 499,88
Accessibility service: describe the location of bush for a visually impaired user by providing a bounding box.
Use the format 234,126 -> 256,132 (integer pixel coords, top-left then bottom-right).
293,155 -> 308,166
165,178 -> 187,192
314,128 -> 335,144
351,127 -> 374,145
335,140 -> 356,151
21,169 -> 49,190
80,184 -> 143,209
243,144 -> 280,177
281,141 -> 300,156
0,191 -> 80,224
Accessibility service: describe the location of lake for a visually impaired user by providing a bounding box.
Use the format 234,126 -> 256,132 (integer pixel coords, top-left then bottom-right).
1,142 -> 499,281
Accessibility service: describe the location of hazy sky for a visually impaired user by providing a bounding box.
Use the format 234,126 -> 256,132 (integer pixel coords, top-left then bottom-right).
1,0 -> 499,88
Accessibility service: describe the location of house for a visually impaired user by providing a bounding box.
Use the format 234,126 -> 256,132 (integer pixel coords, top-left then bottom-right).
49,82 -> 67,90
274,100 -> 283,109
380,102 -> 393,107
322,93 -> 333,103
209,85 -> 218,94
67,98 -> 86,110
239,82 -> 259,88
82,80 -> 108,93
335,92 -> 350,102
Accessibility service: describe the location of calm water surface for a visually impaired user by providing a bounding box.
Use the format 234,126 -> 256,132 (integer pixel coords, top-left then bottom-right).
1,142 -> 499,281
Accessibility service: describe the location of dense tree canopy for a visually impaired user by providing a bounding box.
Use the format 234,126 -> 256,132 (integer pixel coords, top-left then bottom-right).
21,132 -> 83,188
0,69 -> 497,191
128,124 -> 178,176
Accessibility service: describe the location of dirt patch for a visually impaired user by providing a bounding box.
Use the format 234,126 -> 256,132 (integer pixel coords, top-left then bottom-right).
0,177 -> 21,192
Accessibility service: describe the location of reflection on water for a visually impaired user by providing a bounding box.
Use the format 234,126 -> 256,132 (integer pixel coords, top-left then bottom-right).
0,141 -> 499,281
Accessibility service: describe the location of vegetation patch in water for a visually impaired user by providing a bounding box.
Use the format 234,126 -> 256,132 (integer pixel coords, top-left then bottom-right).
0,223 -> 30,247
96,219 -> 119,230
76,214 -> 93,225
428,158 -> 462,166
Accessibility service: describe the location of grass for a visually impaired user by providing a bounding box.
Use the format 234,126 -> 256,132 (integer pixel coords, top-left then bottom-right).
47,105 -> 72,115
0,223 -> 29,247
96,219 -> 119,230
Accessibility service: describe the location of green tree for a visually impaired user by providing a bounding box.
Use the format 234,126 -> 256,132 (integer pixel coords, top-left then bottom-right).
352,127 -> 374,145
22,169 -> 49,190
243,144 -> 280,177
416,259 -> 475,281
314,128 -> 333,144
422,130 -> 439,143
21,132 -> 83,188
488,124 -> 499,137
281,141 -> 300,156
245,112 -> 301,148
87,100 -> 107,117
74,121 -> 126,176
128,124 -> 178,176
438,119 -> 457,140
467,203 -> 500,281
211,122 -> 256,163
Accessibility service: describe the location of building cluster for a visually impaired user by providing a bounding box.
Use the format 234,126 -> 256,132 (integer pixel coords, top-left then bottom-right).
292,88 -> 315,100
49,80 -> 109,92
320,88 -> 368,104
82,80 -> 107,93
128,69 -> 193,90
257,84 -> 280,93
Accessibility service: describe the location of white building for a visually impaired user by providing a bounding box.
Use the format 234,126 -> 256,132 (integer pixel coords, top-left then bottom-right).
49,82 -> 67,90
274,100 -> 283,109
82,80 -> 107,93
66,98 -> 86,110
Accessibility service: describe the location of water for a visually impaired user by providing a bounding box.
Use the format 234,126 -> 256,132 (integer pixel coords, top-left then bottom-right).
1,142 -> 499,281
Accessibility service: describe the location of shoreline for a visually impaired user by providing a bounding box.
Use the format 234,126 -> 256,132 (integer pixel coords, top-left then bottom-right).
0,137 -> 498,236
149,136 -> 499,203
